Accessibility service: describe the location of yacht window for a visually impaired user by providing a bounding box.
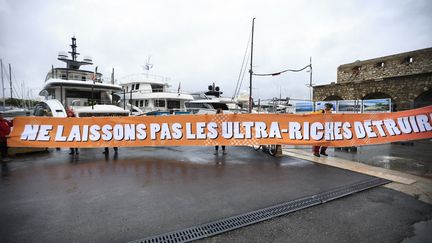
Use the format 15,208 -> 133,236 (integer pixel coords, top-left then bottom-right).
135,100 -> 139,106
151,84 -> 164,92
212,103 -> 229,110
145,100 -> 149,107
135,83 -> 140,90
82,76 -> 86,81
186,103 -> 207,109
132,84 -> 135,90
61,74 -> 67,79
167,100 -> 180,109
140,100 -> 144,107
154,99 -> 165,107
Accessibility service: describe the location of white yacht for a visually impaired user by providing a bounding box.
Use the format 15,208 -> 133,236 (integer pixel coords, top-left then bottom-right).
118,73 -> 193,115
36,37 -> 129,117
186,83 -> 244,114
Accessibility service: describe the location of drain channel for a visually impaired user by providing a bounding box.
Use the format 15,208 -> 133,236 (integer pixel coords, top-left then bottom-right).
129,177 -> 389,243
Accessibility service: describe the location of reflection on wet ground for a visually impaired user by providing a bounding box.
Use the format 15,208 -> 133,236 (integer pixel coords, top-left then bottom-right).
284,139 -> 432,178
0,146 -> 373,242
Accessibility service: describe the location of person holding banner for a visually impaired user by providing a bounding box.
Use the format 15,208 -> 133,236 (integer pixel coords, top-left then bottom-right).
0,112 -> 13,161
103,147 -> 118,155
215,108 -> 226,155
312,103 -> 333,157
66,107 -> 79,155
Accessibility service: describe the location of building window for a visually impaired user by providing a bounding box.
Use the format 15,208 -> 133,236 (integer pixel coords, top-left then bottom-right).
404,56 -> 414,64
376,62 -> 385,68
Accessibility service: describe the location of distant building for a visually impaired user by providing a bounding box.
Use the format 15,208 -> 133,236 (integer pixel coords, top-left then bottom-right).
313,47 -> 432,110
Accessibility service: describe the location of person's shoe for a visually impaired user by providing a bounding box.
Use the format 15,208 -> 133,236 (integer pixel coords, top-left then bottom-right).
320,152 -> 328,156
313,153 -> 320,157
69,151 -> 75,155
222,151 -> 227,155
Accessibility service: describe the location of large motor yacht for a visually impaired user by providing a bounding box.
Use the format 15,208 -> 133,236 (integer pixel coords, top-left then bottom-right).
35,37 -> 129,117
118,73 -> 193,115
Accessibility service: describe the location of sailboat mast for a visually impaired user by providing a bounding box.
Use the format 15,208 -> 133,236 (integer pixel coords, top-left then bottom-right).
248,18 -> 255,113
1,59 -> 4,109
9,63 -> 12,102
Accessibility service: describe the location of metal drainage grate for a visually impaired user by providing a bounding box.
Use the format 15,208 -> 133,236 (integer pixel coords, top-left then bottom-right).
129,177 -> 389,243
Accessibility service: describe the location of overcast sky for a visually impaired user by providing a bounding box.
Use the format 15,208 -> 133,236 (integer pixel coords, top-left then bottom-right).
1,0 -> 431,101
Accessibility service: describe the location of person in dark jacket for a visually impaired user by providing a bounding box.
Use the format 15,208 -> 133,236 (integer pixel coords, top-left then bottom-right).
214,108 -> 226,155
0,112 -> 13,160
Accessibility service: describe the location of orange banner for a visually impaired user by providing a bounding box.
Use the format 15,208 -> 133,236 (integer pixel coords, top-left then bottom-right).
8,106 -> 432,148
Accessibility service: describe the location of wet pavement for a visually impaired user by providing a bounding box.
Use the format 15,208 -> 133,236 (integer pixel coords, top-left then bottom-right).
200,187 -> 432,243
1,146 -> 431,242
1,146 -> 374,242
284,139 -> 432,179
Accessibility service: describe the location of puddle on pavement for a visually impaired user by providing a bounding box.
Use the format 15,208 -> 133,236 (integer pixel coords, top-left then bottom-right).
402,219 -> 432,243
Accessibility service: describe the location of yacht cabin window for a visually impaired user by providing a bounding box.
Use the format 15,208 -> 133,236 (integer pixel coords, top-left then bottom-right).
140,100 -> 144,107
145,100 -> 149,107
151,84 -> 164,92
154,99 -> 165,108
135,84 -> 140,90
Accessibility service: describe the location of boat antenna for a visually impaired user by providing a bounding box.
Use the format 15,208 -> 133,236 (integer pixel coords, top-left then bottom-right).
111,68 -> 115,84
248,17 -> 255,113
69,36 -> 79,61
141,56 -> 153,78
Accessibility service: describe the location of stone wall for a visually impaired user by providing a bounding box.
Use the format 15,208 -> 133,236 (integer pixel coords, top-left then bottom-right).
313,47 -> 432,110
337,48 -> 432,84
313,72 -> 432,110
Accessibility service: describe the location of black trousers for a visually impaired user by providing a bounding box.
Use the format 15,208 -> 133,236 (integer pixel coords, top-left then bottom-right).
0,140 -> 8,158
215,146 -> 225,151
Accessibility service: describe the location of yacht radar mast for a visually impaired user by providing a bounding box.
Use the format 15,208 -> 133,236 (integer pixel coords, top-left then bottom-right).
57,36 -> 93,70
